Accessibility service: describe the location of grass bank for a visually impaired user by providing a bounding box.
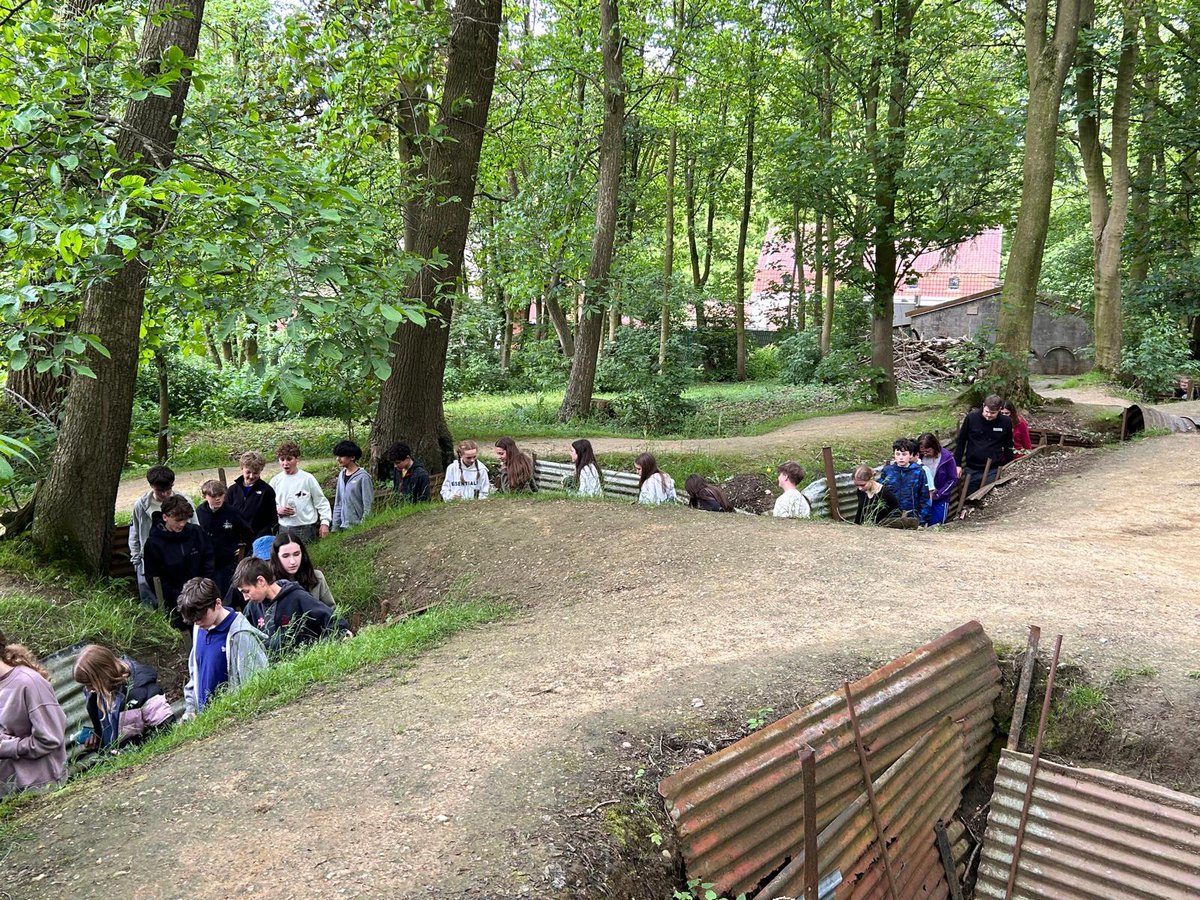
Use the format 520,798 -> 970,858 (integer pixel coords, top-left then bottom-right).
0,593 -> 509,823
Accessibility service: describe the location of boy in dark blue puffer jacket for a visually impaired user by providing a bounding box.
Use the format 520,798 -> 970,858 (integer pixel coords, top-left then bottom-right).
879,438 -> 931,525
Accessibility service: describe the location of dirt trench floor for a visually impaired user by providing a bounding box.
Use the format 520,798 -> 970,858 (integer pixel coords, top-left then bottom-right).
9,435 -> 1200,899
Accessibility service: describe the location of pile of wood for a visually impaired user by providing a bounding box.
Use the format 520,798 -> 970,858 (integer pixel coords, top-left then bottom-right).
892,334 -> 980,389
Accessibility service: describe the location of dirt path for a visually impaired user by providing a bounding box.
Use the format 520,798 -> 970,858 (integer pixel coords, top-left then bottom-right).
114,458 -> 337,512
9,434 -> 1200,899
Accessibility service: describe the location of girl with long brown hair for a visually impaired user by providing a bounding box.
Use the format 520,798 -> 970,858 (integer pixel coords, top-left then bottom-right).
494,436 -> 537,493
72,645 -> 173,750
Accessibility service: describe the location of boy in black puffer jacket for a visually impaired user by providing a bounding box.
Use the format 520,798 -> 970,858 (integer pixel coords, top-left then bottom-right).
143,495 -> 215,629
197,479 -> 252,596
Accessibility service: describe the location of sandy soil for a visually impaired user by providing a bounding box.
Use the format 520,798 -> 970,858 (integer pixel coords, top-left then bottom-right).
7,433 -> 1200,899
113,458 -> 338,513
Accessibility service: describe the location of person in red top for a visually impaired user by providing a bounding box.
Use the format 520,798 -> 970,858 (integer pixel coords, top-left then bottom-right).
1002,400 -> 1032,457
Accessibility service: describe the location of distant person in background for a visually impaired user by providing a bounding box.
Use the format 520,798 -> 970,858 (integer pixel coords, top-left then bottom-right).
917,433 -> 958,526
568,439 -> 602,497
684,475 -> 733,512
954,394 -> 1014,494
880,438 -> 931,524
143,495 -> 214,629
227,451 -> 278,539
331,440 -> 374,530
0,630 -> 66,797
270,530 -> 336,608
72,646 -> 173,751
178,578 -> 267,719
494,437 -> 537,493
1001,400 -> 1032,456
386,442 -> 431,502
441,440 -> 491,501
129,465 -> 196,609
635,453 -> 676,505
851,465 -> 901,525
773,462 -> 811,518
270,440 -> 332,544
197,479 -> 251,597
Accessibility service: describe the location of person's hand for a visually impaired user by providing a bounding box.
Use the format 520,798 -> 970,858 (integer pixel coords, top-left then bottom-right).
956,466 -> 963,479
277,504 -> 294,517
83,733 -> 100,752
319,523 -> 330,538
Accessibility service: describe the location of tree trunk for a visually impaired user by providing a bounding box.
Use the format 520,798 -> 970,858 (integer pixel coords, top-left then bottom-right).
559,0 -> 624,420
543,278 -> 576,358
1128,5 -> 1158,284
33,0 -> 206,572
791,202 -> 804,332
500,303 -> 514,369
734,83 -> 756,382
5,366 -> 69,418
1079,0 -> 1138,372
659,0 -> 680,370
822,225 -> 835,350
369,0 -> 502,473
991,0 -> 1083,399
155,350 -> 170,464
242,331 -> 259,366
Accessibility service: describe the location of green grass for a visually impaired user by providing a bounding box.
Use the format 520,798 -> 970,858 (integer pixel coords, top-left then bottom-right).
157,417 -> 352,472
1111,665 -> 1157,685
0,538 -> 179,658
1057,370 -> 1113,389
0,594 -> 510,822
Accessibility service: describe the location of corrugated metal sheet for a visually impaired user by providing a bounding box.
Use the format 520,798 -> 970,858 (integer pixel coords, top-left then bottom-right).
1123,404 -> 1200,437
976,749 -> 1200,898
41,644 -> 89,757
659,622 -> 1000,897
803,472 -> 862,521
759,715 -> 963,899
530,460 -> 642,498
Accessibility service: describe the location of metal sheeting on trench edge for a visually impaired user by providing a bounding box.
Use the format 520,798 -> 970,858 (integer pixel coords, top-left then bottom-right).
975,749 -> 1200,899
658,621 -> 1001,898
1123,404 -> 1200,436
760,715 -> 964,899
41,644 -> 89,756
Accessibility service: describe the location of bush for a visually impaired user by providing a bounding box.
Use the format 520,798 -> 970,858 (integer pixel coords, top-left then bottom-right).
201,369 -> 289,423
135,354 -> 221,421
693,326 -> 739,380
597,326 -> 696,433
1119,312 -> 1196,399
746,344 -> 781,381
778,331 -> 823,385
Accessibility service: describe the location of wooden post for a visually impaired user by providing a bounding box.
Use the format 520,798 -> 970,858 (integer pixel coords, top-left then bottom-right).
218,467 -> 228,487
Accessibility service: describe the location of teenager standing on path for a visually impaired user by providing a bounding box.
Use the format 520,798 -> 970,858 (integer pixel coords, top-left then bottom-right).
331,440 -> 374,530
227,451 -> 279,539
270,441 -> 332,544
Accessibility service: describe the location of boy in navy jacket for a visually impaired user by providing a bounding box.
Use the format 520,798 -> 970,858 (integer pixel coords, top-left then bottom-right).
879,438 -> 931,525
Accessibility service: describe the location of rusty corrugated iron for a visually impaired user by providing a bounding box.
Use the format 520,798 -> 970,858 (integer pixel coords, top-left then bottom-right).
41,643 -> 89,758
803,472 -> 862,521
759,715 -> 964,899
976,749 -> 1200,898
1121,404 -> 1200,438
659,622 -> 1000,897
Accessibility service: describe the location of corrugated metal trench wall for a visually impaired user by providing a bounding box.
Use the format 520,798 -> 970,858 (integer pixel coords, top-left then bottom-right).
659,621 -> 1001,898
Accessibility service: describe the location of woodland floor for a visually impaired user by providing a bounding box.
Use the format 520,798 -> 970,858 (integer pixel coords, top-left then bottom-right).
7,427 -> 1200,899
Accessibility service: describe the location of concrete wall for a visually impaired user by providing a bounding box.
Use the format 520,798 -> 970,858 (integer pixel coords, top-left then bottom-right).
906,297 -> 1093,375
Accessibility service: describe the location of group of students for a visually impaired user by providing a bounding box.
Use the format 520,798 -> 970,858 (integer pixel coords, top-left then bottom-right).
848,394 -> 1030,528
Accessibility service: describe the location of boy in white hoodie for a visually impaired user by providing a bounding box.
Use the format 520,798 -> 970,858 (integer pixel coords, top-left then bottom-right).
269,441 -> 332,545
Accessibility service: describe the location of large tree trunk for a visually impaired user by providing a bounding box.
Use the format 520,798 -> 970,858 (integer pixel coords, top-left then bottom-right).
1079,0 -> 1138,373
865,0 -> 912,406
992,0 -> 1082,399
1127,1 -> 1159,284
369,0 -> 502,473
734,86 -> 756,382
559,0 -> 624,420
155,350 -> 170,464
5,366 -> 69,419
33,0 -> 206,572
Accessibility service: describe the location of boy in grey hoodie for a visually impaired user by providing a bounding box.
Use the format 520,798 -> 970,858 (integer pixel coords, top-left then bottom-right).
331,440 -> 374,531
129,465 -> 197,609
177,578 -> 268,718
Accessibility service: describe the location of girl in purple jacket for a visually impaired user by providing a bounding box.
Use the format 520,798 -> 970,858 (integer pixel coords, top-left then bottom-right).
918,433 -> 958,525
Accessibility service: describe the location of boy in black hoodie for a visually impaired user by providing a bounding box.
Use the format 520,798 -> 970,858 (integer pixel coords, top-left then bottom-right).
197,479 -> 252,597
226,450 -> 279,538
143,495 -> 215,630
232,557 -> 334,655
385,442 -> 431,502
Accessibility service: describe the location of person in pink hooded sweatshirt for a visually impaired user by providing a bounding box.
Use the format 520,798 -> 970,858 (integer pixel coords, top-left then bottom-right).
0,630 -> 67,797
